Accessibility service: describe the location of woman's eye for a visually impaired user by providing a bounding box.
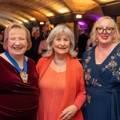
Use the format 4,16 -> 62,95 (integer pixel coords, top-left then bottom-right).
107,28 -> 112,30
56,38 -> 60,41
98,28 -> 103,30
19,38 -> 25,40
64,39 -> 69,41
10,37 -> 16,40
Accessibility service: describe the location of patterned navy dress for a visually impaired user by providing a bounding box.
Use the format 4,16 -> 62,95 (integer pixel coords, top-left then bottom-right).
82,43 -> 120,120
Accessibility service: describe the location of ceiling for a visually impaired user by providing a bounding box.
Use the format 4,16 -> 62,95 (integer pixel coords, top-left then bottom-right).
0,0 -> 119,30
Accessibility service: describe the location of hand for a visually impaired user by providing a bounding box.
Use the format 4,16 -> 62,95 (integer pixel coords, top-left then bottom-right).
60,105 -> 77,120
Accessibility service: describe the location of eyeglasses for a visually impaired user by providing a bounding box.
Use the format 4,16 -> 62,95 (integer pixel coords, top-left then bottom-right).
9,37 -> 26,41
96,27 -> 114,34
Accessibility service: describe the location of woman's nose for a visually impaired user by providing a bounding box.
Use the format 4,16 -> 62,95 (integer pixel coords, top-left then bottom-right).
60,40 -> 65,45
14,39 -> 21,44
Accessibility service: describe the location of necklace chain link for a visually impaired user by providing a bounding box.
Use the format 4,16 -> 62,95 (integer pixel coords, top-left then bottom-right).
53,58 -> 66,66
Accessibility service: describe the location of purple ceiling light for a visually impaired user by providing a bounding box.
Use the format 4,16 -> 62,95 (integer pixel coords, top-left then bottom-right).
78,21 -> 86,26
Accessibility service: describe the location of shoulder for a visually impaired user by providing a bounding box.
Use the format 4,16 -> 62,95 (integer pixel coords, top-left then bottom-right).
36,57 -> 49,67
84,46 -> 95,55
27,57 -> 36,65
0,52 -> 8,62
0,53 -> 11,67
38,56 -> 49,62
36,56 -> 51,74
0,52 -> 5,57
71,58 -> 80,64
69,58 -> 84,77
116,43 -> 120,49
0,52 -> 5,62
69,57 -> 83,69
82,46 -> 95,63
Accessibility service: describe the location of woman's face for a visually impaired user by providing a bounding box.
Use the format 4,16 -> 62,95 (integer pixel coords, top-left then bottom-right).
96,19 -> 116,45
7,29 -> 28,57
52,33 -> 70,56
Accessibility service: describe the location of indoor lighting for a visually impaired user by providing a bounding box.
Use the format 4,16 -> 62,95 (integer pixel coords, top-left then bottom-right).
30,18 -> 36,21
40,22 -> 44,25
76,14 -> 82,18
46,13 -> 54,17
18,21 -> 23,24
98,0 -> 115,3
23,19 -> 29,23
78,21 -> 86,26
59,8 -> 69,13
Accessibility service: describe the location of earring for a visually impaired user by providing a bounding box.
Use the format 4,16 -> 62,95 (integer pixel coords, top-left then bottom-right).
112,38 -> 116,43
112,39 -> 115,43
96,39 -> 98,43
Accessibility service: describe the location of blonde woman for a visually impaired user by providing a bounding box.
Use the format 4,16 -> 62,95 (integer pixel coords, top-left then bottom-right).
82,16 -> 120,120
0,23 -> 39,120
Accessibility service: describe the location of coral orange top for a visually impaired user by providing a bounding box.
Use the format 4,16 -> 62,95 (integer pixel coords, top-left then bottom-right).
36,53 -> 86,120
38,66 -> 66,120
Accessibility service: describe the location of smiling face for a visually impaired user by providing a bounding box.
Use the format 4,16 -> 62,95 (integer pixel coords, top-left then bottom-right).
96,19 -> 116,45
52,32 -> 70,56
7,28 -> 28,58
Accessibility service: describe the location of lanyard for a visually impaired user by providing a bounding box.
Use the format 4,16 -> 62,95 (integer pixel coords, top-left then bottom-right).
5,51 -> 27,72
5,51 -> 28,83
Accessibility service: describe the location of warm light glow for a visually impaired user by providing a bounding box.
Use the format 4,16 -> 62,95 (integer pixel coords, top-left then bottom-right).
40,22 -> 44,25
23,19 -> 29,23
46,13 -> 54,17
99,0 -> 115,3
76,14 -> 82,18
30,18 -> 36,21
18,21 -> 23,24
59,8 -> 69,13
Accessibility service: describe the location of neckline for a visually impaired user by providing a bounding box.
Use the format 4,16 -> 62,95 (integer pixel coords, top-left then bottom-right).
53,57 -> 66,67
5,51 -> 27,73
0,55 -> 29,66
50,66 -> 66,73
5,51 -> 28,83
94,43 -> 120,67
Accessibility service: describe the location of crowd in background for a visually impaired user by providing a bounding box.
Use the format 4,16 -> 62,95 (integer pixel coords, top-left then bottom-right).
25,24 -> 52,64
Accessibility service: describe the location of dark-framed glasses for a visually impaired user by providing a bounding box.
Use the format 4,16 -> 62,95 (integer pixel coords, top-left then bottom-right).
96,27 -> 114,34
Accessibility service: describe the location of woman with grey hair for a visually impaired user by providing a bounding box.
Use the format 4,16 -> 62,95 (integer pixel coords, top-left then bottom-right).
82,16 -> 120,120
36,24 -> 86,120
0,23 -> 39,120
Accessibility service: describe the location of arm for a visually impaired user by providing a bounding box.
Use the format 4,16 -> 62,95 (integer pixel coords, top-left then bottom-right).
74,64 -> 86,109
60,62 -> 86,120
